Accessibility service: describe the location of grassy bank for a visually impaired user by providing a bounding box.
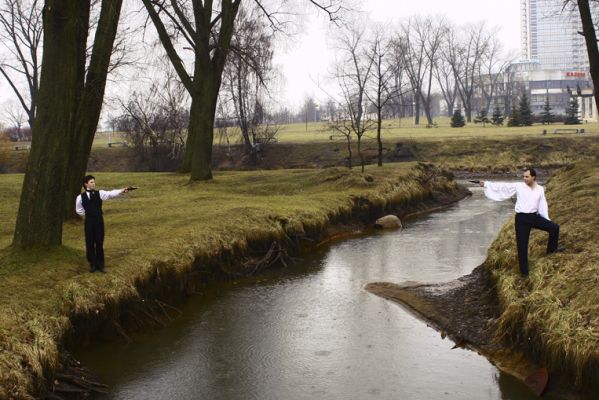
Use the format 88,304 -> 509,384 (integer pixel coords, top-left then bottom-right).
483,159 -> 599,388
3,123 -> 599,174
0,163 -> 464,399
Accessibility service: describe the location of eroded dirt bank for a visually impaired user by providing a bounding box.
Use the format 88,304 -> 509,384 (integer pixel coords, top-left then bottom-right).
366,265 -> 593,399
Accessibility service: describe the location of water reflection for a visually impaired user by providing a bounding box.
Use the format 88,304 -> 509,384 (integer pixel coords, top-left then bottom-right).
77,187 -> 538,400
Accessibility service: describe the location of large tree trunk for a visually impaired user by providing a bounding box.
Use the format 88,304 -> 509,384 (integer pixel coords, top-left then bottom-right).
64,0 -> 123,220
13,1 -> 90,248
577,0 -> 599,113
187,90 -> 219,181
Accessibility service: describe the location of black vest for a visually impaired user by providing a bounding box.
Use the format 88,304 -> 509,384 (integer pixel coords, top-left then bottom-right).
81,191 -> 103,218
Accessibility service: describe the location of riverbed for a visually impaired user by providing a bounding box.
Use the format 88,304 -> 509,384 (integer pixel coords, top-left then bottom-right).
76,187 -> 539,399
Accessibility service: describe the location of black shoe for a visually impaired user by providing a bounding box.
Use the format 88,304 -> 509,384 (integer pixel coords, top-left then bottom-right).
97,267 -> 106,273
549,247 -> 565,254
89,265 -> 96,273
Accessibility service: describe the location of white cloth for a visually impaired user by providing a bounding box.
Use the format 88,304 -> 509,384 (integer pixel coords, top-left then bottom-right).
483,181 -> 550,220
75,189 -> 124,216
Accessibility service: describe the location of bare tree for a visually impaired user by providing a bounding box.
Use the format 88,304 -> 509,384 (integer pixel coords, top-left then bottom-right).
366,25 -> 402,166
0,0 -> 42,129
13,0 -> 124,248
433,42 -> 458,117
4,101 -> 25,136
220,5 -> 278,165
387,44 -> 410,119
141,0 -> 344,181
395,16 -> 446,125
331,26 -> 374,172
114,67 -> 189,170
476,35 -> 512,113
445,22 -> 491,122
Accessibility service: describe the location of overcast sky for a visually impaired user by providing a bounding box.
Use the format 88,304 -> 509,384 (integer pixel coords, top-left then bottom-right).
0,0 -> 521,125
275,0 -> 521,109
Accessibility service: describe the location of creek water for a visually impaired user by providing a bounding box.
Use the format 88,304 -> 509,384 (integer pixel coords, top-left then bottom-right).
76,186 -> 540,400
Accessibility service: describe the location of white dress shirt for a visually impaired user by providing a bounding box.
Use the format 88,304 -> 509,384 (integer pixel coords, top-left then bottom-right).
75,189 -> 124,216
483,181 -> 550,220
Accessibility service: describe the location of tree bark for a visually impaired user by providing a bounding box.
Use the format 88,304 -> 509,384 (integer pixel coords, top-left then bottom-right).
13,1 -> 90,248
64,0 -> 123,220
577,0 -> 599,113
188,90 -> 218,181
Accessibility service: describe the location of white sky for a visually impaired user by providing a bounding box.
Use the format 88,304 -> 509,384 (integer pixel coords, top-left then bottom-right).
0,0 -> 521,125
274,0 -> 521,109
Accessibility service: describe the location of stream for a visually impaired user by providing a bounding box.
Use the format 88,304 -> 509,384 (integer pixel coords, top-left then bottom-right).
76,186 -> 539,399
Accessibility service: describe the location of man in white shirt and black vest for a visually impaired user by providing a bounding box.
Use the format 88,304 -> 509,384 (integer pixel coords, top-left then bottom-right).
480,168 -> 561,277
75,175 -> 129,273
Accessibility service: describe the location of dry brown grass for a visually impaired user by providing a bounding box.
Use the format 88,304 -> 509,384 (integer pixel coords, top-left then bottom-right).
484,158 -> 599,386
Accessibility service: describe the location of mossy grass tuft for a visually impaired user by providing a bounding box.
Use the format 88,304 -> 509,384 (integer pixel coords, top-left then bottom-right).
0,163 -> 463,398
484,159 -> 599,387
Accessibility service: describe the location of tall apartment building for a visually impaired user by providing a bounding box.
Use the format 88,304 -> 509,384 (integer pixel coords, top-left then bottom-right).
516,0 -> 598,119
520,0 -> 589,71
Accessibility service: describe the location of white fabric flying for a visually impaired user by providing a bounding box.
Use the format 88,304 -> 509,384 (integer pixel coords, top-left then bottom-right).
483,181 -> 550,220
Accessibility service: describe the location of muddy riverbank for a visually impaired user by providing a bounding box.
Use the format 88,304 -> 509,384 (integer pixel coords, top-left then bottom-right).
365,266 -> 595,400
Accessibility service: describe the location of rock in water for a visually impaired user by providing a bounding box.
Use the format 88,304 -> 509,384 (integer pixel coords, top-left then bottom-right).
375,215 -> 402,229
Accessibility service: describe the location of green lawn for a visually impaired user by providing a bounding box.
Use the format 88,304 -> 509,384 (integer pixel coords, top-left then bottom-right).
270,117 -> 599,144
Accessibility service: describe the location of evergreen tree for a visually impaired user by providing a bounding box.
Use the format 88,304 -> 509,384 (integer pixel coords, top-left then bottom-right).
564,98 -> 582,124
518,92 -> 533,126
450,108 -> 465,127
507,104 -> 520,127
473,109 -> 490,126
540,96 -> 554,124
491,106 -> 504,126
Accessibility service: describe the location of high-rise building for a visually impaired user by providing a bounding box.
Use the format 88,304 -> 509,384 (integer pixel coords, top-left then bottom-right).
520,0 -> 589,71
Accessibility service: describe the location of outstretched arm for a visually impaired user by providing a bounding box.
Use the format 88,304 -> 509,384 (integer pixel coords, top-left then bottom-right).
99,188 -> 128,201
481,181 -> 518,201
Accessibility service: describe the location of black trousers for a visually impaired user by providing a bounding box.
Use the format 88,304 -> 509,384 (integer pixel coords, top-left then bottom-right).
84,216 -> 105,269
514,212 -> 559,276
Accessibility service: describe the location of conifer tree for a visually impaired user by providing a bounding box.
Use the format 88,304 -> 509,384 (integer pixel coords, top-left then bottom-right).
518,92 -> 533,126
491,105 -> 504,126
450,108 -> 465,127
564,98 -> 582,124
507,104 -> 520,127
540,96 -> 554,124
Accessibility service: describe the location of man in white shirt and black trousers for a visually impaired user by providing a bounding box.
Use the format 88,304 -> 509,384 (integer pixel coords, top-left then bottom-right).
479,168 -> 562,277
76,175 -> 129,273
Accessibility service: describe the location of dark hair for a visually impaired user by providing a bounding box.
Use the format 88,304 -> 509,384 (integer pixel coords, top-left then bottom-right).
525,167 -> 537,178
82,175 -> 95,188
